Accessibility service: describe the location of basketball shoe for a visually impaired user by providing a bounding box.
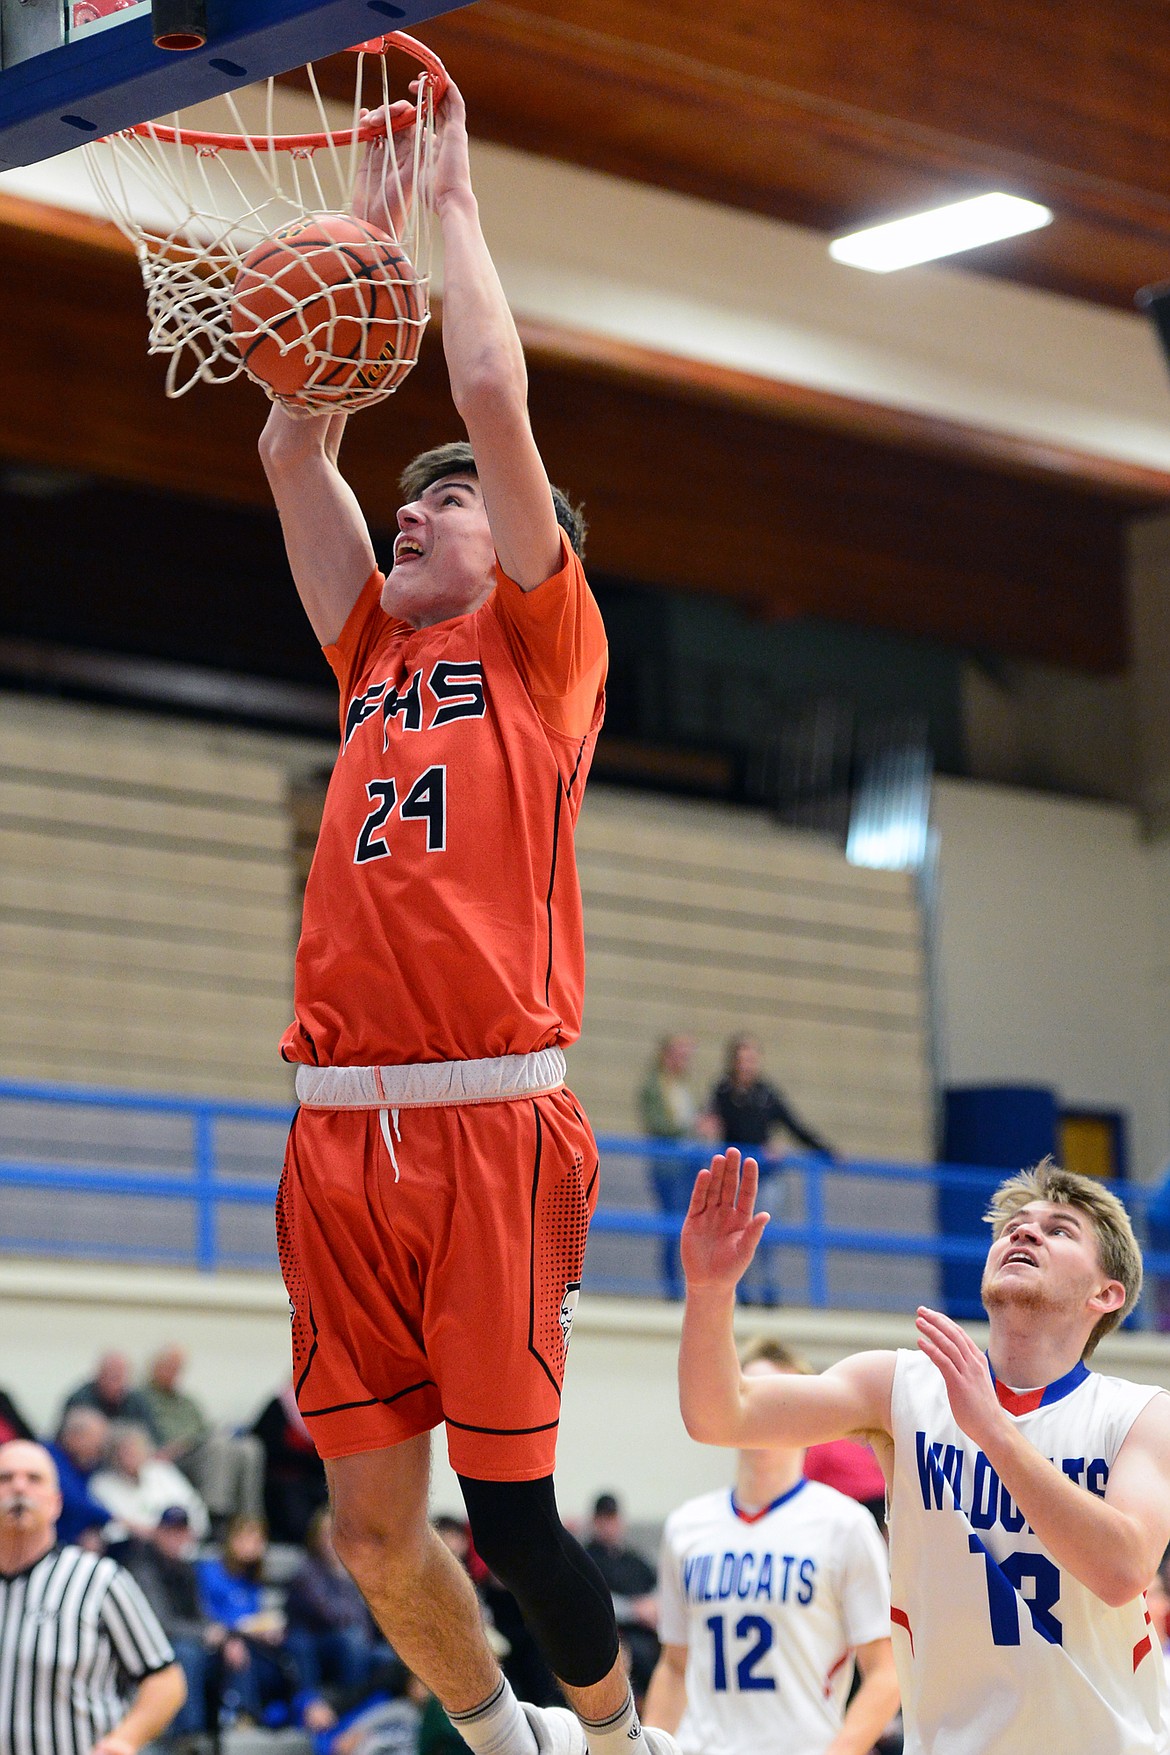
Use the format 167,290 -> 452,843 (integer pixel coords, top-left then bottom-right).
521,1706 -> 586,1754
521,1705 -> 681,1754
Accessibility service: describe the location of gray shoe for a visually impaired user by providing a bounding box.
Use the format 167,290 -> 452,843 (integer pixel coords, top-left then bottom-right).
521,1704 -> 587,1755
521,1704 -> 682,1755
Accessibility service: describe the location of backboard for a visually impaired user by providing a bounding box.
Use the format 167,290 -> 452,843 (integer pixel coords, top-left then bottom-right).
0,0 -> 467,170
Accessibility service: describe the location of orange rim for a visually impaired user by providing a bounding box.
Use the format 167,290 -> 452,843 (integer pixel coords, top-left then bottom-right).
128,31 -> 447,153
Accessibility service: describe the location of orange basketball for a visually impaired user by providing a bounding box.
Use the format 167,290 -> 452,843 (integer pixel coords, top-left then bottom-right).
230,213 -> 425,403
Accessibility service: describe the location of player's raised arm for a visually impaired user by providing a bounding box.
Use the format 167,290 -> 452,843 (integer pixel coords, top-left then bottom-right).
679,1149 -> 893,1448
428,81 -> 563,591
257,406 -> 377,646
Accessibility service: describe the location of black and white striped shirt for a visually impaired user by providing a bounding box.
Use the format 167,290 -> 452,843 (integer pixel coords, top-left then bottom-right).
0,1546 -> 174,1755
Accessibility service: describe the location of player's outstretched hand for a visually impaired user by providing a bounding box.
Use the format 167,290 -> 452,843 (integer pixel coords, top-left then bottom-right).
680,1148 -> 770,1293
915,1306 -> 1004,1450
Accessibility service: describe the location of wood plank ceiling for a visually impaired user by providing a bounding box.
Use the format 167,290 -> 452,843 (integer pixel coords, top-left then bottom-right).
371,0 -> 1170,311
7,1 -> 1170,671
0,195 -> 1153,671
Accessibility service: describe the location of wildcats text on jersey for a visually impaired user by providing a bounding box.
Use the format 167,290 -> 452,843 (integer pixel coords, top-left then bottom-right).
915,1431 -> 1109,1528
682,1550 -> 817,1606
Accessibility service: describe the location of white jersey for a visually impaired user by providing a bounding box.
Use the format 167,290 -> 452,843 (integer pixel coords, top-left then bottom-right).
657,1479 -> 891,1755
889,1348 -> 1169,1755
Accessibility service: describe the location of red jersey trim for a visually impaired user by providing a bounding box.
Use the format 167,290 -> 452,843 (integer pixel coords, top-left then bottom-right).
823,1650 -> 851,1697
730,1479 -> 808,1524
988,1358 -> 1089,1416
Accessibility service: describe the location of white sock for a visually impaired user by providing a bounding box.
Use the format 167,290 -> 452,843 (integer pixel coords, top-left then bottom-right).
580,1688 -> 645,1753
448,1678 -> 538,1755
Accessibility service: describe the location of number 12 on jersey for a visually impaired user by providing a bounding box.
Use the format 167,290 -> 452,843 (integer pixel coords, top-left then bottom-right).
706,1614 -> 777,1691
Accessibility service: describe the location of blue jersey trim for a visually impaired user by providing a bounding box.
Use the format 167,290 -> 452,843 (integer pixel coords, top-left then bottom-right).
730,1477 -> 808,1523
987,1355 -> 1089,1408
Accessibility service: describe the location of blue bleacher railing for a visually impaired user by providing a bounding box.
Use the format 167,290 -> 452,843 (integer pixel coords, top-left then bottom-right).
0,1078 -> 1167,1325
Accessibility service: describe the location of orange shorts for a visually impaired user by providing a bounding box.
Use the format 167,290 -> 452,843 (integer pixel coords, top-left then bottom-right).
276,1086 -> 599,1480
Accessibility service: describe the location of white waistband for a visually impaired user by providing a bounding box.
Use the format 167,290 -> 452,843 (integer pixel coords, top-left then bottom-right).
295,1048 -> 567,1111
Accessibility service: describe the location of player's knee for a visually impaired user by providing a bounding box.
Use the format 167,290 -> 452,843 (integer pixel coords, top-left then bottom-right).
460,1475 -> 559,1595
460,1474 -> 620,1688
331,1504 -> 427,1595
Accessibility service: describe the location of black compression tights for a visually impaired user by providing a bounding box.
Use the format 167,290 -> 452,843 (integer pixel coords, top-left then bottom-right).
458,1473 -> 621,1689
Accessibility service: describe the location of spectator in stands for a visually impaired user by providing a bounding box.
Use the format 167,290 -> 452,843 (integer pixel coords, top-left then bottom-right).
47,1406 -> 114,1547
141,1345 -> 265,1533
706,1036 -> 834,1305
91,1421 -> 210,1541
196,1514 -> 292,1725
121,1505 -> 213,1738
706,1035 -> 833,1156
326,1670 -> 471,1755
639,1035 -> 703,1144
639,1034 -> 709,1300
285,1508 -> 377,1700
584,1492 -> 659,1706
0,1386 -> 35,1445
63,1351 -> 160,1438
252,1382 -> 328,1544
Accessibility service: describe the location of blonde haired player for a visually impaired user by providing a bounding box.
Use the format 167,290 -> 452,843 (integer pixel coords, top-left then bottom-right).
678,1152 -> 1170,1754
645,1337 -> 898,1755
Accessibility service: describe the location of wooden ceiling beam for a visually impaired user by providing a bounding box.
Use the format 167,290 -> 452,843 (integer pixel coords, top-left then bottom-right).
309,1 -> 1170,310
0,193 -> 1151,672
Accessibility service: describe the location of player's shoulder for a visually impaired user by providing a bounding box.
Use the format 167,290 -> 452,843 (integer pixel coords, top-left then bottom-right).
663,1488 -> 734,1541
1082,1369 -> 1170,1438
795,1477 -> 878,1528
890,1343 -> 942,1398
1083,1363 -> 1166,1402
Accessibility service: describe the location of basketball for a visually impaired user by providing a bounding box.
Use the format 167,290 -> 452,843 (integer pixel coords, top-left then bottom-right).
229,213 -> 425,403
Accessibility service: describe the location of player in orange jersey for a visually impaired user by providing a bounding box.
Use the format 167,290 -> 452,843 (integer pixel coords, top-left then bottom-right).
258,78 -> 678,1755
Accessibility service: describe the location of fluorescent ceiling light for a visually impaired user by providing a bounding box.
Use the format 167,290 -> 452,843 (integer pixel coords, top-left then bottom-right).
829,193 -> 1053,273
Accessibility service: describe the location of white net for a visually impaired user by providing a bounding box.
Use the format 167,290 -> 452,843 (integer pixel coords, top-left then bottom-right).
83,36 -> 440,413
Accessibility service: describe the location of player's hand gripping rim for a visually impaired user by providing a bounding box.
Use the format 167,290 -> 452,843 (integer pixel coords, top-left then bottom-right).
353,76 -> 470,237
352,93 -> 419,236
680,1146 -> 771,1293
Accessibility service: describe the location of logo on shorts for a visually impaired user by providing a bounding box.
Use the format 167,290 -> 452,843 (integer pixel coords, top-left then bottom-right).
559,1281 -> 581,1351
288,1298 -> 296,1325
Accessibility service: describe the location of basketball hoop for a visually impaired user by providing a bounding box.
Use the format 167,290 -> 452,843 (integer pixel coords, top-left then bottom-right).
84,33 -> 447,412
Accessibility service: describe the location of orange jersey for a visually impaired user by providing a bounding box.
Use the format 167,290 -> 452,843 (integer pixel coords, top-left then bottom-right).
282,533 -> 607,1067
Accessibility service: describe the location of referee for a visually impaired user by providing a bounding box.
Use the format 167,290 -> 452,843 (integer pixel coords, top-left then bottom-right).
0,1440 -> 186,1755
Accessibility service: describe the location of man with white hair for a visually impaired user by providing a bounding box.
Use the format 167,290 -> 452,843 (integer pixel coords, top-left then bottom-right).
0,1440 -> 185,1755
90,1423 -> 210,1541
142,1345 -> 265,1526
